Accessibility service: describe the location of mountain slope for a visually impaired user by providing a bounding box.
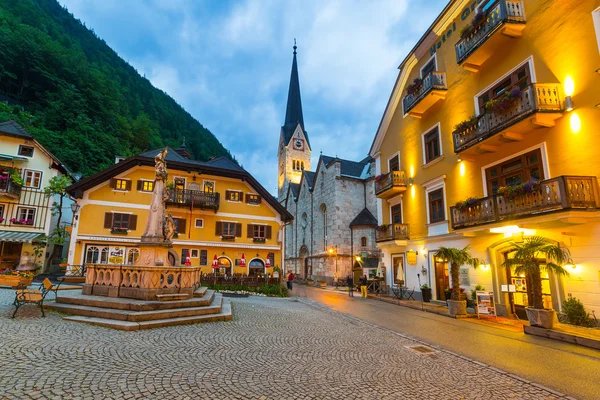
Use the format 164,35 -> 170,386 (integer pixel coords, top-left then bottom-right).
0,0 -> 232,175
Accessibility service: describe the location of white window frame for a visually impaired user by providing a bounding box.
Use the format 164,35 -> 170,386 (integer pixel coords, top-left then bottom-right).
387,152 -> 401,173
194,218 -> 204,228
473,56 -> 536,115
18,145 -> 34,158
190,249 -> 199,258
421,122 -> 443,167
221,221 -> 237,236
480,143 -> 550,197
16,206 -> 36,223
202,180 -> 215,193
127,248 -> 140,264
0,204 -> 4,220
389,197 -> 403,225
253,224 -> 267,239
422,175 -> 447,225
23,169 -> 43,189
419,53 -> 437,78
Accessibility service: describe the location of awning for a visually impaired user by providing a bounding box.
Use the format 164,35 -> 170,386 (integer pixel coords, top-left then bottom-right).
0,231 -> 43,243
0,154 -> 28,162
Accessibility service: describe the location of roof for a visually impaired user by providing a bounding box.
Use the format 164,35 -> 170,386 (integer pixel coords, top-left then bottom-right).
281,44 -> 310,149
321,155 -> 372,179
302,171 -> 316,190
349,208 -> 378,228
67,147 -> 293,222
289,183 -> 300,199
0,120 -> 33,139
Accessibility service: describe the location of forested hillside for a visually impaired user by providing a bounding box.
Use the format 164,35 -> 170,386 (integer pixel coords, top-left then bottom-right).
0,0 -> 233,175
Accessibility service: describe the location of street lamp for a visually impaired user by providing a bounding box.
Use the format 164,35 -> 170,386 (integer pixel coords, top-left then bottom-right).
328,245 -> 338,288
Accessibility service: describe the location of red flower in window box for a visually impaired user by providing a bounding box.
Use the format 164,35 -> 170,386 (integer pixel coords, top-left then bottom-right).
10,218 -> 34,225
111,227 -> 129,234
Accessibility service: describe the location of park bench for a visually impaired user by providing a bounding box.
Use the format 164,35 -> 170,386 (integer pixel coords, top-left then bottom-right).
12,278 -> 80,318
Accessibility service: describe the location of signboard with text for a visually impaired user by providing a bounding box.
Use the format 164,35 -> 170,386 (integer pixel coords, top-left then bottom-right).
476,291 -> 496,317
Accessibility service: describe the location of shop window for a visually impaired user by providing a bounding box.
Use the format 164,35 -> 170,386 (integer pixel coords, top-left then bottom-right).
24,170 -> 42,188
85,246 -> 100,264
127,248 -> 140,264
181,248 -> 190,264
423,126 -> 441,164
200,250 -> 208,266
18,145 -> 34,158
428,188 -> 445,223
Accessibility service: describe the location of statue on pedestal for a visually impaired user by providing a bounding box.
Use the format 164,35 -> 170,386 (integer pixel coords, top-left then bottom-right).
141,147 -> 170,244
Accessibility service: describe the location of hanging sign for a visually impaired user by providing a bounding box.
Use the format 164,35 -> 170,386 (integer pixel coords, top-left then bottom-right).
476,291 -> 496,317
406,250 -> 417,265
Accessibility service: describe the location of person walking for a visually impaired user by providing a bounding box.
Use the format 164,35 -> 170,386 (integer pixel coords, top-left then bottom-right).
286,272 -> 294,291
347,274 -> 354,297
360,275 -> 368,298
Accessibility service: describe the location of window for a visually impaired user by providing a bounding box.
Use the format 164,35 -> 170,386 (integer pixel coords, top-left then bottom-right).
112,179 -> 130,191
195,218 -> 204,228
292,160 -> 305,171
200,250 -> 208,266
226,190 -> 242,202
246,194 -> 261,205
421,55 -> 436,78
391,204 -> 402,224
181,248 -> 190,264
203,181 -> 215,193
428,188 -> 445,223
16,207 -> 36,224
191,249 -> 199,258
137,180 -> 154,192
388,154 -> 400,172
217,221 -> 240,238
18,145 -> 34,158
101,247 -> 109,263
112,213 -> 130,230
423,126 -> 441,164
321,204 -> 327,250
86,246 -> 100,264
105,213 -> 138,231
0,204 -> 4,220
173,217 -> 187,234
127,248 -> 140,264
24,170 -> 42,188
253,225 -> 266,239
485,148 -> 544,195
360,237 -> 368,247
478,64 -> 531,112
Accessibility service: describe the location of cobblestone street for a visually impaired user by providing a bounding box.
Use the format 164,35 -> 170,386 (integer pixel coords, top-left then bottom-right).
0,290 -> 570,400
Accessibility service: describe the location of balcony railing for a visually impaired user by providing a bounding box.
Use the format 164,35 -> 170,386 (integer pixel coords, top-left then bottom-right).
453,83 -> 562,154
450,176 -> 600,230
0,177 -> 22,198
166,189 -> 220,211
376,223 -> 410,242
455,0 -> 526,67
375,171 -> 408,199
402,72 -> 447,116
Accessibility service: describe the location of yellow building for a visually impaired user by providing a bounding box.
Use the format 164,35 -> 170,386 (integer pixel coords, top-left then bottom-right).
66,147 -> 293,277
370,0 -> 600,317
0,120 -> 70,271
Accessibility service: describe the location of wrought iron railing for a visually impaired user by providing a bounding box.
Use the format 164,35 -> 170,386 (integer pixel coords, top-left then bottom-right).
376,223 -> 410,242
375,171 -> 408,196
402,72 -> 447,114
455,0 -> 526,65
450,176 -> 600,230
166,189 -> 220,211
453,83 -> 562,153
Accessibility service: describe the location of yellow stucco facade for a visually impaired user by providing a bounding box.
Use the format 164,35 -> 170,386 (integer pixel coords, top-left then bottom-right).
68,152 -> 291,277
371,0 -> 600,316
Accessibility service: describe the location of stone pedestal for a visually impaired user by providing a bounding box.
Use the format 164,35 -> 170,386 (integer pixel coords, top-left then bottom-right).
139,240 -> 172,267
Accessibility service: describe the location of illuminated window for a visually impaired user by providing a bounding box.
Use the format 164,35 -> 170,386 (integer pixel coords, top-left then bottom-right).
226,190 -> 242,202
138,180 -> 154,192
24,170 -> 42,188
246,194 -> 261,205
114,179 -> 128,191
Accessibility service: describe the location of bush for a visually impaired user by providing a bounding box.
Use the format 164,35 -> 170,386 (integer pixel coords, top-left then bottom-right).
256,284 -> 288,297
561,297 -> 593,327
471,284 -> 485,301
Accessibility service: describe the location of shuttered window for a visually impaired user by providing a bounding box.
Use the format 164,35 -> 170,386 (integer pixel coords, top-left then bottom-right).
137,180 -> 154,192
110,179 -> 132,191
217,222 -> 241,237
174,218 -> 187,234
225,190 -> 242,202
104,213 -> 137,230
246,194 -> 261,205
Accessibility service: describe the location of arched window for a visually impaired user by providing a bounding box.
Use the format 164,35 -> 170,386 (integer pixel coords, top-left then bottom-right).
100,247 -> 110,264
85,246 -> 99,264
320,204 -> 327,250
361,236 -> 368,247
301,212 -> 308,228
127,248 -> 140,264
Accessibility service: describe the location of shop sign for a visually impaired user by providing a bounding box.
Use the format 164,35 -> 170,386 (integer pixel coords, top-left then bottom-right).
108,247 -> 125,264
459,266 -> 470,286
475,291 -> 496,317
406,250 -> 417,265
429,0 -> 486,56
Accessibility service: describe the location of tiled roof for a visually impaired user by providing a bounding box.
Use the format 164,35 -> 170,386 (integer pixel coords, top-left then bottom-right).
139,149 -> 243,172
349,208 -> 378,228
321,155 -> 371,179
0,120 -> 32,139
303,171 -> 316,190
289,183 -> 300,199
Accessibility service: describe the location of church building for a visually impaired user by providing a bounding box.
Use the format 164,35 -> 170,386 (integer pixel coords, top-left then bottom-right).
278,44 -> 380,283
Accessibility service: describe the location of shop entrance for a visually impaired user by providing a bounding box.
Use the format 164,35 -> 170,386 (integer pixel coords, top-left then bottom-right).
505,258 -> 553,320
434,259 -> 449,300
392,255 -> 404,286
217,257 -> 231,277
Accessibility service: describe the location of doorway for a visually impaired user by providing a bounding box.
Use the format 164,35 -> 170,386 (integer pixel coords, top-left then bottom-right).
217,257 -> 231,276
392,255 -> 404,286
434,259 -> 449,300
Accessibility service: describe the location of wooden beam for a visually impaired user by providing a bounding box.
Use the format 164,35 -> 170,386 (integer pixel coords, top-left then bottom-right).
501,132 -> 524,141
476,144 -> 499,153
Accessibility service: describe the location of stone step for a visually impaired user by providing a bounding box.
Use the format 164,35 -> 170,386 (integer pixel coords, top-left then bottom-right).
193,286 -> 208,298
156,293 -> 191,301
55,289 -> 214,311
47,293 -> 223,322
60,276 -> 86,283
62,299 -> 232,331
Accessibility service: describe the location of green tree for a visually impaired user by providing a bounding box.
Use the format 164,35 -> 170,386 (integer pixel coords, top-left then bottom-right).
44,174 -> 73,245
434,246 -> 482,301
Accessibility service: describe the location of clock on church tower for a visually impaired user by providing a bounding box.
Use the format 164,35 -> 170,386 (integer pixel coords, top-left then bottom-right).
293,138 -> 304,151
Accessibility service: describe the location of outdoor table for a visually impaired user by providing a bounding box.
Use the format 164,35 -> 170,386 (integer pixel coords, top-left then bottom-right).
391,286 -> 414,300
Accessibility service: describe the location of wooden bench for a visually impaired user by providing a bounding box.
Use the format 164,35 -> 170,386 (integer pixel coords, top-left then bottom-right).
12,279 -> 53,318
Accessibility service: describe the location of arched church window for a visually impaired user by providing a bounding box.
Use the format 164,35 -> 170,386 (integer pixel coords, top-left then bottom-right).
361,237 -> 368,247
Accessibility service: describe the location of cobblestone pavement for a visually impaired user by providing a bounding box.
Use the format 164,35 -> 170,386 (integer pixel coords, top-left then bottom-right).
0,290 -> 569,400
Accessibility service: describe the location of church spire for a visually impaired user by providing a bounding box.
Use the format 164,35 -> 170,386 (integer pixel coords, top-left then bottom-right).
282,39 -> 306,144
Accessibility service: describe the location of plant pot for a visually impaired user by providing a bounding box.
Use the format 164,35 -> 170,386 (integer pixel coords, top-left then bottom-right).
525,308 -> 556,329
447,299 -> 467,316
421,288 -> 432,302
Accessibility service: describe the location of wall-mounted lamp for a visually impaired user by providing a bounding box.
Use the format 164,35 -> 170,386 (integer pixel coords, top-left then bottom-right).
408,177 -> 414,186
564,76 -> 575,112
420,265 -> 427,276
457,156 -> 462,163
70,203 -> 81,214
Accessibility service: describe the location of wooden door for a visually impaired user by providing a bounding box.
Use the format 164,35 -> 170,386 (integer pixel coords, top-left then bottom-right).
435,260 -> 449,300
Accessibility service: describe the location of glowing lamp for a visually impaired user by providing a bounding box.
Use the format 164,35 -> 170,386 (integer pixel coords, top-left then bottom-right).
564,76 -> 574,111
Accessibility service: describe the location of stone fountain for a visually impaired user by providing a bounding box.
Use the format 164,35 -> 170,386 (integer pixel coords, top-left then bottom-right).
82,148 -> 202,300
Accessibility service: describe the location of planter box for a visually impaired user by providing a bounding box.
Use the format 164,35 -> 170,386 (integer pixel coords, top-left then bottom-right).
525,308 -> 556,329
0,275 -> 33,288
421,287 -> 432,302
447,299 -> 467,316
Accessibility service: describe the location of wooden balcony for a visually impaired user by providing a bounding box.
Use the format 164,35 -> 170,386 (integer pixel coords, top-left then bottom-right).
166,189 -> 220,212
0,177 -> 22,199
453,83 -> 563,155
375,171 -> 408,199
376,223 -> 410,243
402,72 -> 448,118
450,176 -> 600,230
455,0 -> 526,72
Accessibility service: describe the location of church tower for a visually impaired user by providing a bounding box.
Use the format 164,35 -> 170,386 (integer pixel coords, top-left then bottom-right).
278,41 -> 311,200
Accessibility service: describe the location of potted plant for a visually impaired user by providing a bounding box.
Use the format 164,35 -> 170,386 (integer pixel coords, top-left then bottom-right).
502,236 -> 570,329
453,115 -> 478,136
454,197 -> 481,212
484,89 -> 522,113
434,246 -> 482,316
406,77 -> 423,96
420,284 -> 432,302
444,288 -> 452,304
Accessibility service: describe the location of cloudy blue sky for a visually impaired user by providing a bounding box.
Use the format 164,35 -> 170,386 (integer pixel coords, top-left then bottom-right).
59,0 -> 448,194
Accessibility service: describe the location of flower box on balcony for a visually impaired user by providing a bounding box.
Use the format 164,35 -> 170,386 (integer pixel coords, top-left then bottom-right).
10,218 -> 34,225
221,235 -> 236,241
110,228 -> 129,234
253,237 -> 266,243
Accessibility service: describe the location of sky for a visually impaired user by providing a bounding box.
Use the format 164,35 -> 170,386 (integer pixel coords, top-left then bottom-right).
58,0 -> 448,195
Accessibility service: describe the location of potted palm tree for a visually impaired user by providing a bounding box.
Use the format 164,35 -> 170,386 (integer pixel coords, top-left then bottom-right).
434,246 -> 482,316
502,236 -> 570,329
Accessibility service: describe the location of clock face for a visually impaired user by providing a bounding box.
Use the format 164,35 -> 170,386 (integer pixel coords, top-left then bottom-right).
294,139 -> 304,150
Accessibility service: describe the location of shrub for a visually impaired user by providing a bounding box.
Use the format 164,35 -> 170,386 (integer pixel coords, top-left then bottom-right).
561,297 -> 593,327
471,284 -> 485,301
